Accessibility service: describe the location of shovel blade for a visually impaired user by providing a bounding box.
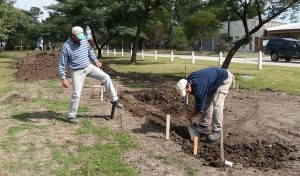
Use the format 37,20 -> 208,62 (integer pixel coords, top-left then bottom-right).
188,126 -> 199,141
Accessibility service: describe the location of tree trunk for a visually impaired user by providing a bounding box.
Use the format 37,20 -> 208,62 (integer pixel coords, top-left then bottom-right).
89,25 -> 118,59
222,38 -> 249,69
131,20 -> 142,64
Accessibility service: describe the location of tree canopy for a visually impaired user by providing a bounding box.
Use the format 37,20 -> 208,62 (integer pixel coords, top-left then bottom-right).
1,0 -> 300,68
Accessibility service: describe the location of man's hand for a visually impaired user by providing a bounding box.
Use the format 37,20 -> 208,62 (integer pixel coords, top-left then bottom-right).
95,60 -> 102,68
62,79 -> 69,88
186,109 -> 200,120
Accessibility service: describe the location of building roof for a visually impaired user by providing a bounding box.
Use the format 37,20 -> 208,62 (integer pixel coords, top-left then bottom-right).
266,22 -> 300,31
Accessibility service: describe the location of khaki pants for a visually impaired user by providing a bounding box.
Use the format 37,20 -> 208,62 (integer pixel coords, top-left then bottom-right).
199,70 -> 234,132
68,64 -> 118,118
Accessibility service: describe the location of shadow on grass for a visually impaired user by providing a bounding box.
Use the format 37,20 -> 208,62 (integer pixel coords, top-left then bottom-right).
12,111 -> 68,123
12,111 -> 117,123
77,114 -> 113,121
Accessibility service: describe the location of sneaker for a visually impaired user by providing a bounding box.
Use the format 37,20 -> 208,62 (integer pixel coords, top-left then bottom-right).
208,131 -> 220,141
111,101 -> 124,109
68,118 -> 79,124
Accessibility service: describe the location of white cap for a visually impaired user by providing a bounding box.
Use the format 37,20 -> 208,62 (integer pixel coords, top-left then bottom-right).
176,79 -> 188,97
71,26 -> 86,40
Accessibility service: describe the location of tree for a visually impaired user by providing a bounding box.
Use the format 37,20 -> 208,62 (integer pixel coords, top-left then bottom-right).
220,0 -> 300,69
183,10 -> 220,51
48,0 -> 126,58
0,0 -> 27,48
42,11 -> 72,49
143,7 -> 172,49
122,0 -> 165,64
27,7 -> 43,22
169,26 -> 189,50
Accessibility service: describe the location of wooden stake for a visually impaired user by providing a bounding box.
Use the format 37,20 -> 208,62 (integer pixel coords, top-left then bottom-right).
220,129 -> 224,162
166,115 -> 170,140
193,136 -> 198,155
232,75 -> 236,88
100,86 -> 104,102
236,84 -> 239,93
185,66 -> 189,104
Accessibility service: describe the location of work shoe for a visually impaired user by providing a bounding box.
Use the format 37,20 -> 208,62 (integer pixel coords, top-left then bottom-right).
197,125 -> 210,133
111,101 -> 124,109
68,118 -> 79,124
208,131 -> 220,141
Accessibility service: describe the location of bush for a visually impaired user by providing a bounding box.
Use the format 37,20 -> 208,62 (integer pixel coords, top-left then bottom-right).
214,41 -> 228,53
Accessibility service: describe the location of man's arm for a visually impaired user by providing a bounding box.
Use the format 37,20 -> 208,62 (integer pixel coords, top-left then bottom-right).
58,47 -> 69,88
186,109 -> 201,120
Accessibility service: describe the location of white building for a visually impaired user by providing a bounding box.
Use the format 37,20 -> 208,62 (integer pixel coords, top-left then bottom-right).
202,18 -> 285,52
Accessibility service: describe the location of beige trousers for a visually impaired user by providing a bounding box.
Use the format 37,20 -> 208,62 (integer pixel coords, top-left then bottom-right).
199,70 -> 234,132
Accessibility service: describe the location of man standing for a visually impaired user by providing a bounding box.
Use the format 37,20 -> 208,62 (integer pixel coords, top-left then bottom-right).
58,26 -> 123,123
176,67 -> 233,141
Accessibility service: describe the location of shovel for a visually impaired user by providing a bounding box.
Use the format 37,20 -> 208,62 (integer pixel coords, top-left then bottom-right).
187,119 -> 199,141
183,96 -> 199,140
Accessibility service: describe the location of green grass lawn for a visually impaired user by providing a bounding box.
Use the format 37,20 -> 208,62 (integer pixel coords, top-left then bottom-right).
101,55 -> 300,95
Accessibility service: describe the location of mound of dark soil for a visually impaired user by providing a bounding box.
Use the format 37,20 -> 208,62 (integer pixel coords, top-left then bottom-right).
10,51 -> 118,81
120,85 -> 299,170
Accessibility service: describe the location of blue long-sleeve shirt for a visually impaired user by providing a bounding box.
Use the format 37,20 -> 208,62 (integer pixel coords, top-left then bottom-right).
58,38 -> 96,79
187,67 -> 228,112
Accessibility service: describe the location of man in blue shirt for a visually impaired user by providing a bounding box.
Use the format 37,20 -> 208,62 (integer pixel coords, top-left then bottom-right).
176,67 -> 234,141
58,26 -> 123,123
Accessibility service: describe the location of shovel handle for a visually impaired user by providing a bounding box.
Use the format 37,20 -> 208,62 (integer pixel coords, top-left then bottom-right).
188,119 -> 193,126
182,96 -> 190,113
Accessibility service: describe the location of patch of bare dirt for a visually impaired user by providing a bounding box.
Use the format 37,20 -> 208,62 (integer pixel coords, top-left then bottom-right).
8,51 -> 300,175
2,94 -> 30,103
120,85 -> 300,171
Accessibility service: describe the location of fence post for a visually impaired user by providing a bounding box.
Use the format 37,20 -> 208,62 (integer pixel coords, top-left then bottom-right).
219,51 -> 223,66
258,51 -> 262,70
192,51 -> 195,64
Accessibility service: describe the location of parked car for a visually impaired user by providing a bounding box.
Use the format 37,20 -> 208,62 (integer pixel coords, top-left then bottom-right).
264,38 -> 300,62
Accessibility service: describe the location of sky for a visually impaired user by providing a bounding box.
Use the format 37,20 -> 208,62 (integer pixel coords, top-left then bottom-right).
14,0 -> 57,20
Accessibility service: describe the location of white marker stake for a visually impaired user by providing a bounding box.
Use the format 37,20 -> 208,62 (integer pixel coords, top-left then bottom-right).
171,51 -> 174,62
258,51 -> 262,70
114,48 -> 116,56
142,49 -> 144,59
107,47 -> 109,55
166,115 -> 170,140
100,86 -> 104,102
219,51 -> 223,66
220,129 -> 224,161
122,49 -> 124,56
192,51 -> 195,64
155,50 -> 157,60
